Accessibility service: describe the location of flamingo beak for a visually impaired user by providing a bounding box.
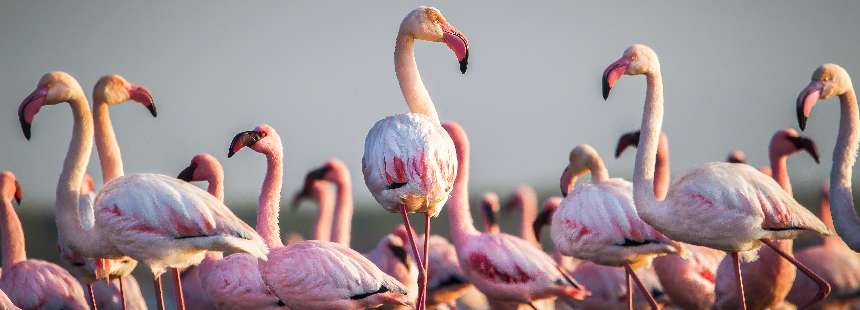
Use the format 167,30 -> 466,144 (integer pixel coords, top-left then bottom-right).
14,181 -> 22,205
441,23 -> 469,74
228,130 -> 264,158
788,136 -> 821,164
177,162 -> 198,182
479,199 -> 498,227
18,87 -> 49,140
560,167 -> 574,197
602,58 -> 630,100
532,207 -> 555,243
126,84 -> 157,117
615,131 -> 641,158
291,165 -> 332,210
796,81 -> 823,131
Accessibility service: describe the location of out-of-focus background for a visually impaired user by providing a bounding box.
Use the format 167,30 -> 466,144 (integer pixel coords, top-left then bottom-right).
1,1 -> 859,308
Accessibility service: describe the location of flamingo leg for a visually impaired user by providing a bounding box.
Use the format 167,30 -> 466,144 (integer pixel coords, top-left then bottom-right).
154,276 -> 166,310
172,268 -> 186,310
625,264 -> 660,310
732,252 -> 747,310
625,269 -> 633,310
399,205 -> 426,310
420,213 -> 431,310
87,283 -> 99,310
761,239 -> 831,308
119,277 -> 127,310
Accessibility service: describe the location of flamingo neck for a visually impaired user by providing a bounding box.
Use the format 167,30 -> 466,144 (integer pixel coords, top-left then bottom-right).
447,140 -> 478,248
331,169 -> 353,246
92,101 -> 124,183
587,154 -> 609,184
818,193 -> 840,246
653,134 -> 670,200
395,32 -> 440,123
207,170 -> 225,203
312,184 -> 333,242
515,193 -> 538,245
257,150 -> 284,248
633,71 -> 664,213
0,197 -> 26,267
830,88 -> 860,250
769,155 -> 792,195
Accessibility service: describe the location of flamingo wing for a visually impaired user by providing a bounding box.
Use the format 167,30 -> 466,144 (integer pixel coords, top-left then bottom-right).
200,253 -> 285,310
0,260 -> 88,310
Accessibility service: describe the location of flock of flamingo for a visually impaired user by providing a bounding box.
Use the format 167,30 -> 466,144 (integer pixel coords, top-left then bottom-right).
2,5 -> 860,310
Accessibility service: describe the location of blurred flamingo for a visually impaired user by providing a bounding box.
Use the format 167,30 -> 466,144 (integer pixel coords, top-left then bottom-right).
480,193 -> 501,234
504,185 -> 540,246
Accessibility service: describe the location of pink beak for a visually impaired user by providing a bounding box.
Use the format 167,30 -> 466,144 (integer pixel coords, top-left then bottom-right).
441,23 -> 469,74
126,84 -> 157,117
18,87 -> 48,140
602,58 -> 631,100
560,167 -> 574,197
796,81 -> 823,130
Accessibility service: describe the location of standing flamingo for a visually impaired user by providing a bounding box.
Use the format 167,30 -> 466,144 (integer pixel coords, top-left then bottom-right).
362,6 -> 468,308
550,144 -> 678,310
18,71 -> 268,310
480,193 -> 501,234
291,179 -> 334,242
796,63 -> 860,253
615,130 -> 726,310
601,44 -> 831,309
788,187 -> 860,309
441,121 -> 589,309
223,125 -> 410,309
0,171 -> 89,309
712,128 -> 821,310
504,185 -> 539,246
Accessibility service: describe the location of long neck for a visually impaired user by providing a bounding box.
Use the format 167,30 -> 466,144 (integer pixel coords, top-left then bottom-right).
633,72 -> 664,212
830,89 -> 860,250
92,101 -> 124,183
331,169 -> 353,246
1,198 -> 26,267
447,139 -> 478,247
257,150 -> 284,248
516,194 -> 538,245
312,184 -> 333,242
395,32 -> 439,123
654,134 -> 670,200
769,153 -> 792,195
206,170 -> 225,203
818,190 -> 840,246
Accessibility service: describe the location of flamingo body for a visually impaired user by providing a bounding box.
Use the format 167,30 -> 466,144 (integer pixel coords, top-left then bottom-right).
366,231 -> 419,305
199,253 -> 284,309
0,260 -> 88,310
87,277 -> 147,310
419,235 -> 471,307
652,244 -> 723,309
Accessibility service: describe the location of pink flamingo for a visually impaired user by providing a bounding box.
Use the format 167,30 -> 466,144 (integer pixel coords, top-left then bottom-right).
713,128 -> 821,309
504,185 -> 540,246
362,6 -> 468,308
788,187 -> 860,309
480,192 -> 502,234
441,121 -> 589,309
0,171 -> 89,309
224,125 -> 410,309
18,71 -> 268,310
550,143 -> 678,310
796,63 -> 860,252
602,44 -> 830,309
615,130 -> 726,310
291,180 -> 334,242
724,150 -> 775,177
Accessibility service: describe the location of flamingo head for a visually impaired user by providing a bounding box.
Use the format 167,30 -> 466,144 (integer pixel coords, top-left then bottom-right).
560,144 -> 600,196
178,153 -> 223,183
228,123 -> 282,158
797,64 -> 853,130
770,128 -> 820,163
18,71 -> 85,140
602,44 -> 660,100
93,74 -> 156,117
503,185 -> 536,215
290,177 -> 330,211
479,192 -> 500,232
533,196 -> 561,243
615,130 -> 641,158
401,6 -> 469,73
726,150 -> 747,164
0,171 -> 22,205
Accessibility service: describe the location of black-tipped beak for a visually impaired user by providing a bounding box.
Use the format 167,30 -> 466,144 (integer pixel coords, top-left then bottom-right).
20,121 -> 31,141
789,136 -> 820,164
228,130 -> 264,158
459,51 -> 469,74
14,181 -> 22,205
797,105 -> 807,131
177,162 -> 197,182
796,81 -> 823,131
602,76 -> 612,100
532,207 -> 554,243
601,59 -> 629,101
146,104 -> 158,118
480,200 -> 498,227
615,131 -> 641,158
387,241 -> 409,267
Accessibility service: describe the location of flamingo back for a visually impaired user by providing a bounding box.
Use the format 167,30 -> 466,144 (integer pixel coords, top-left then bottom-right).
88,276 -> 147,310
363,113 -> 457,217
420,234 -> 471,306
652,244 -> 724,310
551,178 -> 675,267
0,260 -> 88,310
200,253 -> 285,310
787,244 -> 860,307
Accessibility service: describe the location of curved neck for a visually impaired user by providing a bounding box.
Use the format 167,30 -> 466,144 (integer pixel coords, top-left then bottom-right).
587,155 -> 609,184
395,32 -> 439,123
633,72 -> 664,211
769,154 -> 792,195
257,150 -> 284,248
447,137 -> 479,248
312,184 -> 333,242
1,198 -> 26,266
818,191 -> 840,246
654,134 -> 670,200
829,89 -> 860,250
206,170 -> 225,203
514,193 -> 538,245
330,169 -> 353,247
92,101 -> 124,183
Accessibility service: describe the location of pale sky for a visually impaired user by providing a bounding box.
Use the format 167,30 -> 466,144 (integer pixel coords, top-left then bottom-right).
2,1 -> 858,207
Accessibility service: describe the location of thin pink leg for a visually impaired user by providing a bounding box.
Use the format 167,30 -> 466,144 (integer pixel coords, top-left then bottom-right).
399,205 -> 426,310
119,277 -> 127,310
625,264 -> 660,309
419,213 -> 431,310
625,269 -> 633,310
154,276 -> 165,310
87,283 -> 99,310
761,239 -> 831,308
732,252 -> 747,310
172,268 -> 186,310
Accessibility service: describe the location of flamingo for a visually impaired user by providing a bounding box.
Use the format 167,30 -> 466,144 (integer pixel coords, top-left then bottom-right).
0,171 -> 89,309
480,192 -> 501,234
18,71 -> 268,310
726,150 -> 748,164
788,187 -> 860,309
712,128 -> 821,309
441,121 -> 589,309
291,179 -> 334,242
504,185 -> 539,245
362,6 -> 468,308
550,143 -> 678,310
175,153 -> 226,310
615,130 -> 727,310
534,197 -> 667,310
601,44 -> 831,309
223,125 -> 410,309
795,63 -> 860,252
